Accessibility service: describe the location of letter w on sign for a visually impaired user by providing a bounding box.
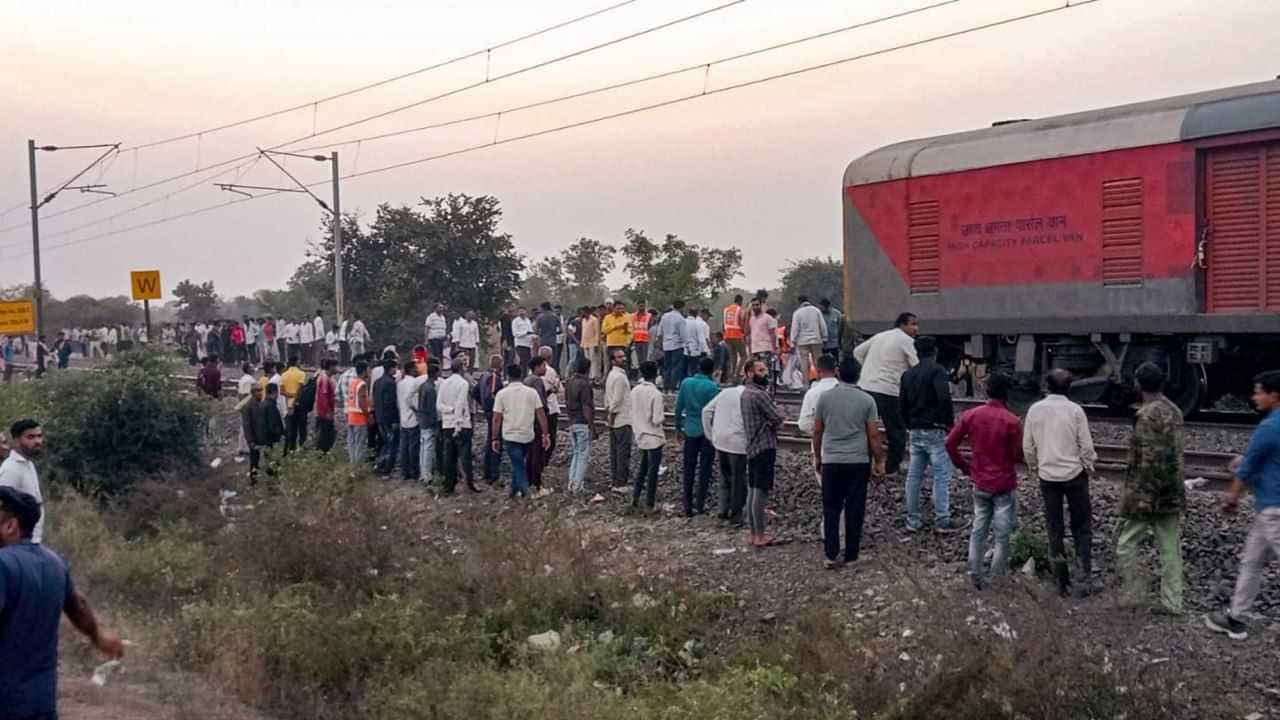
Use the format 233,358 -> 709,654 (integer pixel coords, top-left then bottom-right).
130,270 -> 162,301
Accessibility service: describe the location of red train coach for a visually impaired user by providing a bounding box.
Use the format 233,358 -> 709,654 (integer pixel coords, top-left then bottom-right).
843,79 -> 1280,413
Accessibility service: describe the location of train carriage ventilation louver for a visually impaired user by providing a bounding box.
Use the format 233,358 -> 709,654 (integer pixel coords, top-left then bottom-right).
907,200 -> 940,293
1205,142 -> 1280,312
1101,177 -> 1144,286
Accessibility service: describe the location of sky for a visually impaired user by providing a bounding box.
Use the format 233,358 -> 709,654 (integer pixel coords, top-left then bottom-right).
1,0 -> 1277,303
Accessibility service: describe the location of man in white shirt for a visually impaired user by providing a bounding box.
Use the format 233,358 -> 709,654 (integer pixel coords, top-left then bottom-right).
236,363 -> 258,457
683,309 -> 711,371
537,346 -> 562,461
396,360 -> 433,482
798,354 -> 839,435
0,420 -> 45,543
437,352 -> 478,494
451,311 -> 481,370
630,361 -> 666,510
790,296 -> 828,388
603,348 -> 633,489
349,315 -> 370,359
245,318 -> 260,363
425,304 -> 449,361
491,364 -> 550,499
852,312 -> 920,477
312,311 -> 326,367
298,316 -> 316,366
659,301 -> 687,392
106,326 -> 118,356
1024,369 -> 1098,597
704,382 -> 748,527
511,307 -> 535,367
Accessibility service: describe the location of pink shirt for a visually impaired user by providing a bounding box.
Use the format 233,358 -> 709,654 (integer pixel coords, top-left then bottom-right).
747,312 -> 778,355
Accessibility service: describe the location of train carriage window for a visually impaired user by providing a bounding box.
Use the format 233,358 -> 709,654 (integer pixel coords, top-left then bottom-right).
907,200 -> 940,293
1101,177 -> 1144,286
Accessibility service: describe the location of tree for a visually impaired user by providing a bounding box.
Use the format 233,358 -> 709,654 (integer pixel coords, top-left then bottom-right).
518,257 -> 568,310
618,229 -> 742,307
171,279 -> 221,321
302,194 -> 524,344
776,257 -> 844,320
560,238 -> 616,307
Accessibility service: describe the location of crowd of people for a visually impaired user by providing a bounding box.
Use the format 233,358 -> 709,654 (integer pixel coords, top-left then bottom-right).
4,293 -> 1280,720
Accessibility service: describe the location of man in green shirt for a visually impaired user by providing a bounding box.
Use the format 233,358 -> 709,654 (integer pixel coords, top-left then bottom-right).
675,356 -> 721,517
1116,362 -> 1186,614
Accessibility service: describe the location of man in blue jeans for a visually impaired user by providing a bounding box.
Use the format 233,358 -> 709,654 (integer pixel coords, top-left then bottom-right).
491,364 -> 550,499
563,356 -> 595,494
658,300 -> 687,392
946,372 -> 1023,587
898,336 -> 964,532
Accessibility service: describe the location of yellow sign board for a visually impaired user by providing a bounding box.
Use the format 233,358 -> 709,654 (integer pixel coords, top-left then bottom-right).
130,270 -> 162,301
0,299 -> 35,335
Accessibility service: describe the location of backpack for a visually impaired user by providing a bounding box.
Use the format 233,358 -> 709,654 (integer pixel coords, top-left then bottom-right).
296,375 -> 318,414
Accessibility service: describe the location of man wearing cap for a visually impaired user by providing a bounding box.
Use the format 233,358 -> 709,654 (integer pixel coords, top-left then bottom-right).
0,419 -> 45,544
0,487 -> 125,718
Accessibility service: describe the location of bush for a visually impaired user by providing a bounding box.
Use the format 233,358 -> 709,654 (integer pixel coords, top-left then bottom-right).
93,526 -> 212,610
1010,530 -> 1049,573
5,350 -> 205,497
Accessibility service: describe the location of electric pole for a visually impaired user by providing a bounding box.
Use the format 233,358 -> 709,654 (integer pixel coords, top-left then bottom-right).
27,139 -> 119,338
331,151 -> 343,322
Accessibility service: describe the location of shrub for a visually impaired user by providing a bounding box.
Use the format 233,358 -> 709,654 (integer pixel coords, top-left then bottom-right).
9,350 -> 205,497
1010,530 -> 1049,573
93,526 -> 212,610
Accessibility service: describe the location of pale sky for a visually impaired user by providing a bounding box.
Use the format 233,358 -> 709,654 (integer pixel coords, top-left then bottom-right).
0,0 -> 1276,301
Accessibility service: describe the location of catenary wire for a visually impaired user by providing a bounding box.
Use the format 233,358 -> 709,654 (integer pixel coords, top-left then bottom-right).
0,0 -> 744,237
5,0 -> 1096,260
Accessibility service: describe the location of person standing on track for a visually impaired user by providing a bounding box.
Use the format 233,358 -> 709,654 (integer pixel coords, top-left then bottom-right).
683,308 -> 711,382
789,295 -> 828,388
659,301 -> 688,392
475,355 -> 505,484
452,310 -> 480,370
345,361 -> 372,465
675,356 -> 720,517
632,301 -> 651,370
819,298 -> 843,358
853,312 -> 919,478
812,357 -> 884,569
605,348 -> 633,488
721,295 -> 746,384
741,358 -> 783,548
523,355 -> 552,496
279,356 -> 307,454
746,298 -> 778,385
1114,362 -> 1186,614
899,336 -> 962,533
491,363 -> 550,499
603,301 -> 634,379
535,302 -> 562,372
630,361 -> 666,512
946,371 -> 1023,588
512,306 -> 535,367
1207,370 -> 1280,640
580,306 -> 601,385
424,304 -> 448,362
704,371 -> 748,527
312,310 -> 326,366
373,357 -> 401,475
314,359 -> 338,453
1024,368 -> 1098,597
438,353 -> 479,494
564,355 -> 595,494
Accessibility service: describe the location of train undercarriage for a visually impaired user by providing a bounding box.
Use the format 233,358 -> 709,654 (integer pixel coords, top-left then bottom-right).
941,333 -> 1280,416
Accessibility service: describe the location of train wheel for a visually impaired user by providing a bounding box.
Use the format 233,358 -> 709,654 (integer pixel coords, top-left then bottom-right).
1167,362 -> 1207,416
1006,372 -> 1041,414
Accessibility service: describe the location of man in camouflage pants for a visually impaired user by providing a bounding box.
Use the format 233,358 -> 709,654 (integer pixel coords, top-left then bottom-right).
1115,362 -> 1185,614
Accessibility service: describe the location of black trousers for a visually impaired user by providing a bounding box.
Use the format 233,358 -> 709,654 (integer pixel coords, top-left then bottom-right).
400,427 -> 421,480
547,413 -> 559,458
483,412 -> 501,481
747,448 -> 776,491
1040,473 -> 1093,591
682,435 -> 715,515
869,391 -> 905,475
443,428 -> 474,492
610,426 -> 632,486
717,452 -> 748,523
285,410 -> 309,453
634,447 -> 662,508
428,338 -> 445,361
822,463 -> 871,562
315,416 -> 336,452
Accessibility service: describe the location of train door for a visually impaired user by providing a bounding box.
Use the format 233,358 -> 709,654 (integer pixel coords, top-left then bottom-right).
1204,141 -> 1280,312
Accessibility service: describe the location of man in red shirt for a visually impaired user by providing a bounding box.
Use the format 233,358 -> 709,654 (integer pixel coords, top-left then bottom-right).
313,358 -> 338,453
946,371 -> 1023,589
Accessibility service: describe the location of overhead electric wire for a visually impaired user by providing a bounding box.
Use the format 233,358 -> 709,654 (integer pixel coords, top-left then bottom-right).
6,0 -> 1096,260
121,0 -> 642,152
0,0 -> 744,237
292,0 -> 958,153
